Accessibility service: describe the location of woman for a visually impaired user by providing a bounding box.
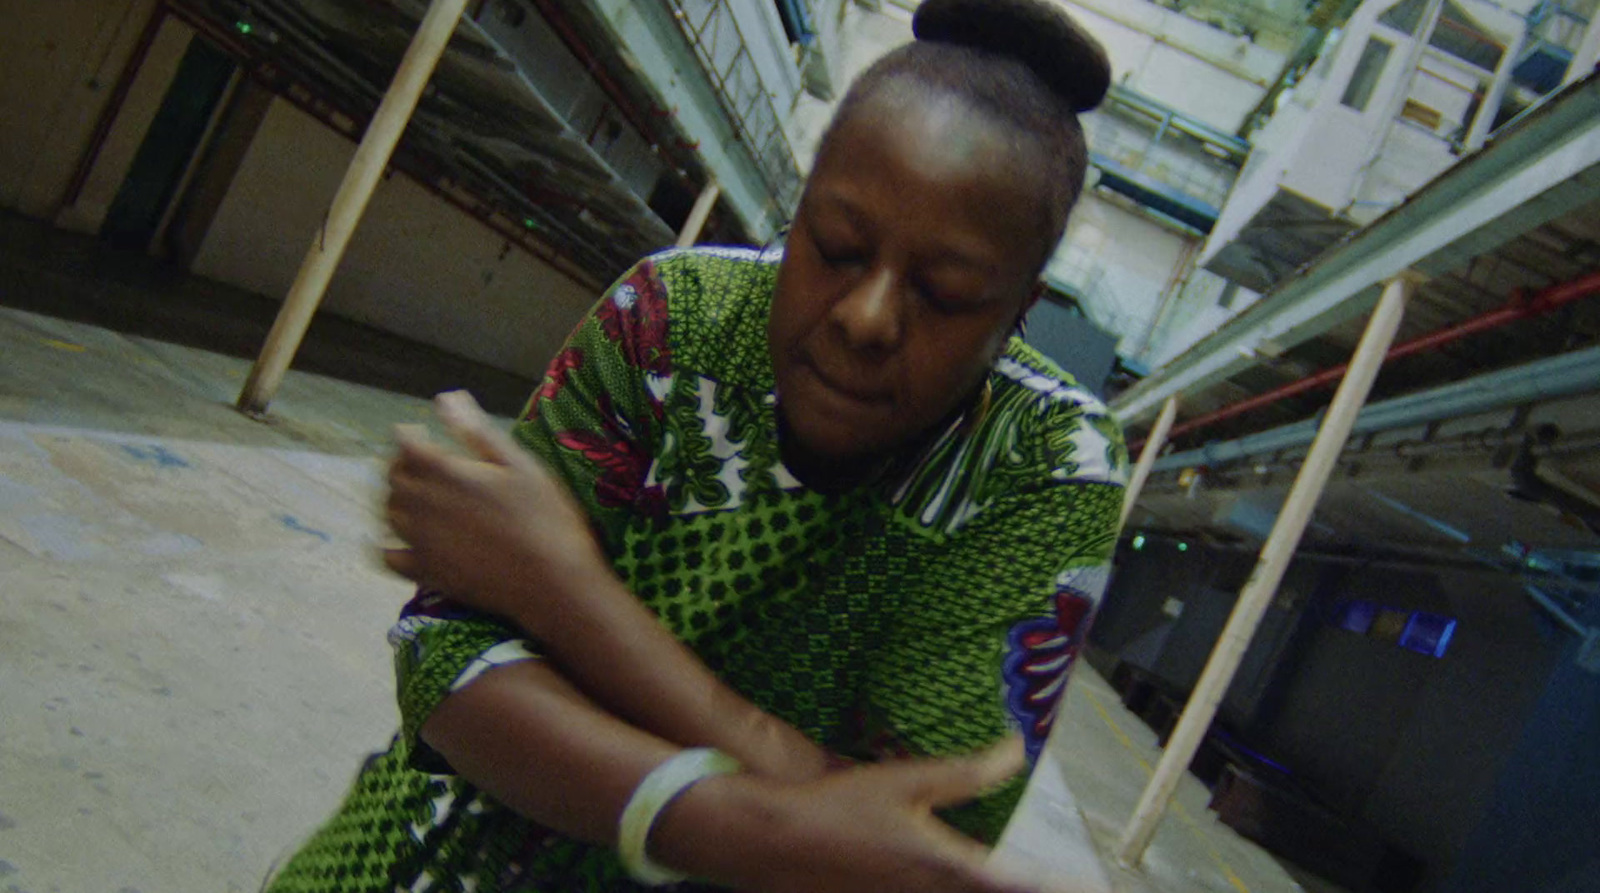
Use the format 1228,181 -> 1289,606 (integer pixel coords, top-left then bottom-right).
267,1 -> 1125,890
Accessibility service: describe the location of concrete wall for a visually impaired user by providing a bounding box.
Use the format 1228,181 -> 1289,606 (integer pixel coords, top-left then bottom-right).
1447,596 -> 1600,893
788,1 -> 915,170
1098,540 -> 1562,893
1142,268 -> 1261,368
1059,0 -> 1286,133
1256,563 -> 1558,891
191,100 -> 599,379
1047,197 -> 1196,356
0,0 -> 176,223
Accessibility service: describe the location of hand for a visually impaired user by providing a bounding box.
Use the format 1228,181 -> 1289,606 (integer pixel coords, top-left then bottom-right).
383,391 -> 605,624
664,738 -> 1069,893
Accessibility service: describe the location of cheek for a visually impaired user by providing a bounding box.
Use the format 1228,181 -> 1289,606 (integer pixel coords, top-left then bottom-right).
899,319 -> 1010,410
770,262 -> 827,349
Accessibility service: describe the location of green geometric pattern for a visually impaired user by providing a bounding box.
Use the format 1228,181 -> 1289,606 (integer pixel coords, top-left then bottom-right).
266,247 -> 1126,892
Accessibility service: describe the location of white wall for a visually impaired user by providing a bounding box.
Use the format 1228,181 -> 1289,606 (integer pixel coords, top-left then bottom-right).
192,100 -> 599,379
0,0 -> 173,223
1142,268 -> 1261,367
1058,0 -> 1286,132
788,1 -> 915,170
1046,195 -> 1195,354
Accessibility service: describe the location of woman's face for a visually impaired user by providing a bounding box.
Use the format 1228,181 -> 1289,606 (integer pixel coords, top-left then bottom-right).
770,91 -> 1052,461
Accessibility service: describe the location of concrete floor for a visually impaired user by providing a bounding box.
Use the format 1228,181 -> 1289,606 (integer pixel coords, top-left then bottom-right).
0,300 -> 1318,893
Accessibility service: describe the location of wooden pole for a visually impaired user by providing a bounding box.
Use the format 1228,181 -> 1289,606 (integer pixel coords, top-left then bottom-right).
236,0 -> 470,415
1463,25 -> 1526,153
1120,395 -> 1179,528
1113,274 -> 1416,868
1568,12 -> 1600,88
675,179 -> 721,248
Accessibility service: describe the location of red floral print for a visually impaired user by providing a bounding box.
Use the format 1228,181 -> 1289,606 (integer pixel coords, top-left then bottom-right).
595,264 -> 671,375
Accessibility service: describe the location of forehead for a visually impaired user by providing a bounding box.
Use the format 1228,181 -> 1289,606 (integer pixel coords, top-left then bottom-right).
811,89 -> 1051,254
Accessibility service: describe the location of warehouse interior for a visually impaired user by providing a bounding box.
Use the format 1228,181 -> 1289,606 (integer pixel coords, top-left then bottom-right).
2,0 -> 1598,892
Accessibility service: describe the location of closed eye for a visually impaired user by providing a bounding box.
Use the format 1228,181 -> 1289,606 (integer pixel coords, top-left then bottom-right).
913,277 -> 979,315
815,241 -> 868,270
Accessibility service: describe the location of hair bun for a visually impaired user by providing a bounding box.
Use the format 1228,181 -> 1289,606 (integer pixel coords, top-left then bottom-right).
912,0 -> 1111,113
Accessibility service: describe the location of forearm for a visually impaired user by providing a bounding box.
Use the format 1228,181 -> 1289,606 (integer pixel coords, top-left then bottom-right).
509,559 -> 827,782
419,659 -> 778,883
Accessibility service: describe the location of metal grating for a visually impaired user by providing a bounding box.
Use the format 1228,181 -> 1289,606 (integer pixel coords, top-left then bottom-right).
662,0 -> 803,215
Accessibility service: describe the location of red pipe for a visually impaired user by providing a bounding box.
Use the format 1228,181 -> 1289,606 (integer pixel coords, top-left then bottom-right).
62,3 -> 169,208
1134,269 -> 1600,450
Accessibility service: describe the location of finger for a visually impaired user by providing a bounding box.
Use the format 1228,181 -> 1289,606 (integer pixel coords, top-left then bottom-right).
912,737 -> 1028,809
392,426 -> 450,476
381,547 -> 424,581
902,834 -> 1039,893
963,865 -> 1055,893
385,501 -> 415,542
395,423 -> 431,447
979,859 -> 1099,893
435,391 -> 523,467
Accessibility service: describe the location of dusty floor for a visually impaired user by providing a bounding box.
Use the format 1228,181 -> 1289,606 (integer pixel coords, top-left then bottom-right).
0,302 -> 1318,893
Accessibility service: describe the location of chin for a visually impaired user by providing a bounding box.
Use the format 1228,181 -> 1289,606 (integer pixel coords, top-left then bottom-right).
788,410 -> 881,459
778,399 -> 892,462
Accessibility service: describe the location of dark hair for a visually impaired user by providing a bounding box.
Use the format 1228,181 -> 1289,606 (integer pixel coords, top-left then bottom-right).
817,0 -> 1111,259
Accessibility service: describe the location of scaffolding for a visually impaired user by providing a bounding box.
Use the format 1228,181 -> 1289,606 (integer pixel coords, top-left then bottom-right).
662,0 -> 804,214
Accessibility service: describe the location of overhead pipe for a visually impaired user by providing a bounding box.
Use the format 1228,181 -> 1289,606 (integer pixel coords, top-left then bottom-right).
1153,343 -> 1600,473
1133,269 -> 1600,451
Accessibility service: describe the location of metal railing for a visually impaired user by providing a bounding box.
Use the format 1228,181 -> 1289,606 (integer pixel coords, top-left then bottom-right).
663,0 -> 803,215
1529,0 -> 1595,54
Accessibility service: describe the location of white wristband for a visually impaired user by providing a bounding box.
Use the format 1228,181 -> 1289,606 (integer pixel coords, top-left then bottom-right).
618,748 -> 742,886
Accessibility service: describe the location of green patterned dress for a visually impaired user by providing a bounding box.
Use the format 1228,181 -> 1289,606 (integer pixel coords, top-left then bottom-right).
266,246 -> 1127,892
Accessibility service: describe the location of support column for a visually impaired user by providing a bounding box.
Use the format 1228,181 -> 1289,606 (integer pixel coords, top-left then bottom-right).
1120,395 -> 1179,528
1464,24 -> 1528,152
1113,274 -> 1417,868
676,179 -> 721,248
236,0 -> 470,416
1567,10 -> 1600,88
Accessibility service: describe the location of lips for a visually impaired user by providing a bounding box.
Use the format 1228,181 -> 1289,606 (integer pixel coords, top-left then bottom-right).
800,353 -> 893,406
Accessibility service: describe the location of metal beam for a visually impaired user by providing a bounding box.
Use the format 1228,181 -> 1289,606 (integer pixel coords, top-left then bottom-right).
1112,74 -> 1600,424
1152,344 -> 1600,473
577,0 -> 786,240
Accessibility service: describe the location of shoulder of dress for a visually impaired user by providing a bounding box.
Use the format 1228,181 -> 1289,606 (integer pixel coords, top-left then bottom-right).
641,245 -> 780,388
989,340 -> 1129,488
607,246 -> 782,304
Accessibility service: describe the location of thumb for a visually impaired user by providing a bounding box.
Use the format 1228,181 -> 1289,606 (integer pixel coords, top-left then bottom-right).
435,390 -> 523,467
912,737 -> 1028,810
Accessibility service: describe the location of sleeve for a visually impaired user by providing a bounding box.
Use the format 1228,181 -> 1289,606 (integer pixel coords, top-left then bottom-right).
865,402 -> 1128,842
387,259 -> 674,770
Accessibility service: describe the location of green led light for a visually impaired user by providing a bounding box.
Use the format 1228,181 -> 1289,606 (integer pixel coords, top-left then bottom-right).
1177,542 -> 1189,552
523,217 -> 537,229
235,21 -> 254,34
1131,534 -> 1146,550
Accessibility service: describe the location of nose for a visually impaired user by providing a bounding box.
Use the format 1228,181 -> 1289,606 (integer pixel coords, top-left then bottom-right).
829,265 -> 902,353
